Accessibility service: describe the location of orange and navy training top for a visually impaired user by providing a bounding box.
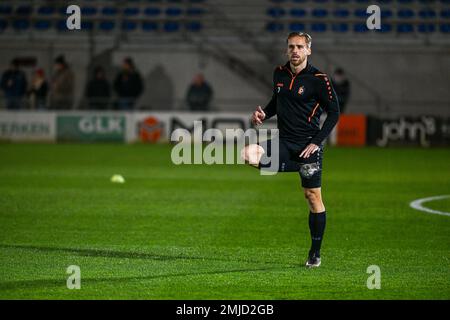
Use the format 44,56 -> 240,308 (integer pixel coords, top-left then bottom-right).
263,61 -> 340,147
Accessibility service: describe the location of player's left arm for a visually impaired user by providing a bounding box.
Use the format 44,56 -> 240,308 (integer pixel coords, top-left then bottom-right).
300,75 -> 340,158
311,75 -> 340,145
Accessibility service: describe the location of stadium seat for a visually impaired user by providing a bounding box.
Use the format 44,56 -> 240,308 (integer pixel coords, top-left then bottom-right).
166,8 -> 183,16
440,24 -> 450,32
418,23 -> 436,33
56,19 -> 94,31
398,9 -> 415,19
81,21 -> 94,31
397,23 -> 414,33
442,10 -> 450,19
381,10 -> 393,19
270,0 -> 288,3
266,22 -> 284,32
291,0 -> 306,3
267,7 -> 286,18
353,23 -> 369,32
81,7 -> 98,16
122,20 -> 138,31
332,23 -> 349,32
34,20 -> 51,31
124,8 -> 140,16
289,22 -> 305,31
419,9 -> 437,19
99,21 -> 115,31
354,8 -> 393,19
290,8 -> 307,18
354,9 -> 367,18
378,0 -> 393,3
312,9 -> 328,18
37,6 -> 55,15
311,23 -> 327,32
56,20 -> 67,31
142,21 -> 158,31
0,5 -> 13,15
186,8 -> 205,16
0,19 -> 7,31
333,9 -> 350,18
13,19 -> 30,30
398,0 -> 413,3
185,21 -> 202,32
355,0 -> 369,2
379,23 -> 392,33
164,21 -> 180,32
102,7 -> 118,16
144,8 -> 162,16
334,0 -> 350,3
58,7 -> 67,16
16,6 -> 33,16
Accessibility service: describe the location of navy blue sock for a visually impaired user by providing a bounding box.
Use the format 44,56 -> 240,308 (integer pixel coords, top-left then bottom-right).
308,211 -> 326,257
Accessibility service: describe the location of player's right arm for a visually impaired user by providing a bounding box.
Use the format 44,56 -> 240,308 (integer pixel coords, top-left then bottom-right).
251,105 -> 266,125
252,68 -> 278,125
252,93 -> 277,125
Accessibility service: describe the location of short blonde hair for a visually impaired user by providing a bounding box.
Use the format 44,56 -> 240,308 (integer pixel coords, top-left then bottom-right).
286,32 -> 312,48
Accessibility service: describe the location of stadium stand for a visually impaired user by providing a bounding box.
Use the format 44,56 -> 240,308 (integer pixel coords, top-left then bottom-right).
0,0 -> 442,36
264,0 -> 449,35
0,0 -> 449,115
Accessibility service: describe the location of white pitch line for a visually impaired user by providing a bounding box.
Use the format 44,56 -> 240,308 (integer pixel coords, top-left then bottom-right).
409,195 -> 450,217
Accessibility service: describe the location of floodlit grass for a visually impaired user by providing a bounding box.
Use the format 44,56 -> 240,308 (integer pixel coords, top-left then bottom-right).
0,143 -> 449,299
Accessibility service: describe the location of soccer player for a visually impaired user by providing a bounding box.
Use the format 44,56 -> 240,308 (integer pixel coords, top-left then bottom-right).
242,32 -> 340,268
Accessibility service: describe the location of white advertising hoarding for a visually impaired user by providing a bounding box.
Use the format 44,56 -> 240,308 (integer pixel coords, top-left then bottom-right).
127,112 -> 278,143
0,111 -> 333,145
0,112 -> 56,142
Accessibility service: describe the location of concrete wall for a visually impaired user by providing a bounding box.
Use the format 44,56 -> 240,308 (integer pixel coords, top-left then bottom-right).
0,40 -> 449,116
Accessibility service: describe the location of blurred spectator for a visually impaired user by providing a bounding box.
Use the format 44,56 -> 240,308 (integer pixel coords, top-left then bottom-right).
113,57 -> 143,110
332,68 -> 351,114
50,55 -> 75,110
141,64 -> 174,110
86,66 -> 111,110
186,73 -> 213,111
28,68 -> 48,110
1,59 -> 28,110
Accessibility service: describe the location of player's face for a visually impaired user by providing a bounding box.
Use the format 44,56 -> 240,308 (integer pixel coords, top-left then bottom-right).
286,36 -> 311,66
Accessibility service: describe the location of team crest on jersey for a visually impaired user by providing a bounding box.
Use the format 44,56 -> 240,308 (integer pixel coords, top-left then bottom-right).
298,86 -> 305,95
276,83 -> 283,93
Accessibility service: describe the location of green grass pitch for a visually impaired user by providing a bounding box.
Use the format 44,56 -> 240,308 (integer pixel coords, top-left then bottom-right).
0,143 -> 449,299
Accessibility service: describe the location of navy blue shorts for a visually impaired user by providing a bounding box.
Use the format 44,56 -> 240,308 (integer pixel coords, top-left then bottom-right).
258,138 -> 323,189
